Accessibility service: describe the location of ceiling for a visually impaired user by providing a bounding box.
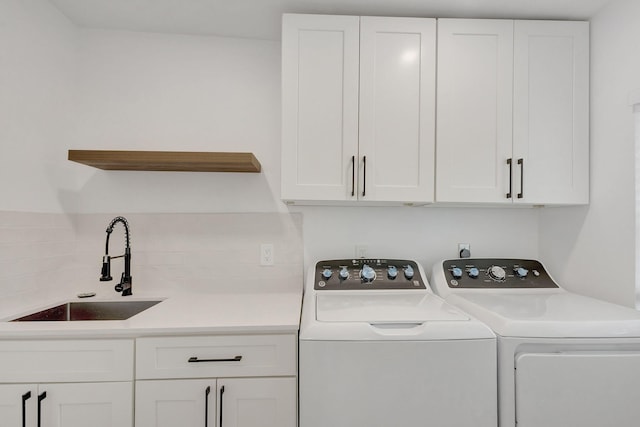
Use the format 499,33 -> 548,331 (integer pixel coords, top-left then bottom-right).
48,0 -> 614,40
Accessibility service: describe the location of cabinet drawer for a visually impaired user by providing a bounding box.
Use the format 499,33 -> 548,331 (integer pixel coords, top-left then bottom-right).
136,334 -> 296,379
0,339 -> 133,383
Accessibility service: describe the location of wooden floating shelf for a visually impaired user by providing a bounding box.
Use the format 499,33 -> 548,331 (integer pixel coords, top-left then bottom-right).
68,150 -> 261,173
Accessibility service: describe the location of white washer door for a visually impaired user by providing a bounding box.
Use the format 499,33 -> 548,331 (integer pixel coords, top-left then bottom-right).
515,352 -> 640,427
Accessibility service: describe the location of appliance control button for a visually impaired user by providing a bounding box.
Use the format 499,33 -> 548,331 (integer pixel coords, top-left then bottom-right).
488,265 -> 506,281
319,281 -> 326,287
387,265 -> 398,279
322,268 -> 332,279
532,269 -> 540,277
361,264 -> 376,282
514,267 -> 529,278
339,267 -> 349,280
468,267 -> 480,278
451,267 -> 463,279
403,265 -> 414,280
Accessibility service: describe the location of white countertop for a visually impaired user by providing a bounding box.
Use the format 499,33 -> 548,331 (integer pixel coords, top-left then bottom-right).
0,290 -> 302,339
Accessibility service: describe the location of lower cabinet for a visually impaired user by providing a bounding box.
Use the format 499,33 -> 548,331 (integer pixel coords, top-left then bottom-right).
0,334 -> 297,427
0,381 -> 133,427
135,334 -> 298,427
0,339 -> 135,427
135,377 -> 296,427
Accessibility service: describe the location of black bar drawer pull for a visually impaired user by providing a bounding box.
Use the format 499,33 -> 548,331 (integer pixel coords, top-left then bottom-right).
351,155 -> 355,197
37,391 -> 47,427
188,355 -> 242,363
219,385 -> 225,427
204,386 -> 211,427
517,158 -> 524,199
22,391 -> 31,427
506,158 -> 513,199
362,156 -> 367,197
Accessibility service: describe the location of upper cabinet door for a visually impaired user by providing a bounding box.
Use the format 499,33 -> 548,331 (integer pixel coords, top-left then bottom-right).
359,17 -> 436,203
281,14 -> 360,202
436,19 -> 514,203
513,21 -> 589,205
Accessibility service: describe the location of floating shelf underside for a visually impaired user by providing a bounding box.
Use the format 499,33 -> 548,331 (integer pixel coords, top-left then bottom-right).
68,150 -> 261,173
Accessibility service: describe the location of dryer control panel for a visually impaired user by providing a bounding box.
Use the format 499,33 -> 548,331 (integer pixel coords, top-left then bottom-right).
443,258 -> 559,289
315,259 -> 426,290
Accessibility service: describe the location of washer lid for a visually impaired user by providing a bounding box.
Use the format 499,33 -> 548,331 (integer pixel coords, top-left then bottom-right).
316,293 -> 469,323
448,292 -> 640,338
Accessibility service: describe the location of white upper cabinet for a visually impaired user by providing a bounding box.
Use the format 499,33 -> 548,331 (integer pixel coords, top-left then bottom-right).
513,20 -> 589,205
436,19 -> 514,204
281,14 -> 360,202
281,14 -> 436,204
436,19 -> 589,205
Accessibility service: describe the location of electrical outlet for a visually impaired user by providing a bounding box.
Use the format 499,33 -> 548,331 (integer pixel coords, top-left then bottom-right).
260,243 -> 274,266
356,245 -> 368,259
458,243 -> 471,258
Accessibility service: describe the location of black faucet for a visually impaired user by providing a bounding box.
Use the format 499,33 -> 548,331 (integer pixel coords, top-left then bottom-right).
100,216 -> 133,296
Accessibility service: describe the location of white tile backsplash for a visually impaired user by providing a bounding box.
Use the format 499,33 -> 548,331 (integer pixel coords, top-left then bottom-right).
0,211 -> 303,300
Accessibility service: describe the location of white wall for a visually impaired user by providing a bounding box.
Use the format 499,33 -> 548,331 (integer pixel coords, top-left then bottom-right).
295,206 -> 540,274
0,0 -> 542,299
0,0 -> 77,213
539,0 -> 640,307
68,28 -> 283,213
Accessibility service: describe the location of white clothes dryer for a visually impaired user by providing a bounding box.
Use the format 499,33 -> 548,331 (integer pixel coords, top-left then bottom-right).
431,258 -> 640,427
299,258 -> 497,427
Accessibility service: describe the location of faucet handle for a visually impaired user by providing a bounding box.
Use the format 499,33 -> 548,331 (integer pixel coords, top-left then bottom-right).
115,272 -> 133,296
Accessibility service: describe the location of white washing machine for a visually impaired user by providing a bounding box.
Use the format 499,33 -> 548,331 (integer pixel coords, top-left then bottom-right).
299,258 -> 497,427
431,258 -> 640,427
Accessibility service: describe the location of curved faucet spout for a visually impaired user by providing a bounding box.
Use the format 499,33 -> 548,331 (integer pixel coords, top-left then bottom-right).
100,216 -> 133,296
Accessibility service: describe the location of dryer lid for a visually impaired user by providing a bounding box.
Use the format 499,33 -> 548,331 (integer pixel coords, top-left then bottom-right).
447,292 -> 640,338
316,293 -> 469,323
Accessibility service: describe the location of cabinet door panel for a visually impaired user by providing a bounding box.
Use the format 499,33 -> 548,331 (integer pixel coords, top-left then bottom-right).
135,379 -> 214,427
219,378 -> 296,427
281,14 -> 360,201
42,382 -> 132,427
436,19 -> 514,203
0,384 -> 36,427
513,20 -> 589,205
359,17 -> 436,203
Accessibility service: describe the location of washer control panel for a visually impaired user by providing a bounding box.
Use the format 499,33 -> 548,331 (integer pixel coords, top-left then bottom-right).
315,259 -> 426,290
443,258 -> 558,289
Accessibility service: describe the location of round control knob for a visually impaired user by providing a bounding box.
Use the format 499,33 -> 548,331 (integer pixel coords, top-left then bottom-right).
339,267 -> 349,280
488,265 -> 506,281
514,267 -> 529,278
403,265 -> 414,280
387,265 -> 398,280
451,267 -> 463,279
468,267 -> 480,278
322,269 -> 332,279
360,265 -> 376,282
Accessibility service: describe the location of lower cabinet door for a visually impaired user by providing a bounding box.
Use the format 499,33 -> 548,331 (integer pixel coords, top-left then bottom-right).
218,378 -> 296,427
0,384 -> 37,427
41,382 -> 133,427
0,382 -> 132,427
135,379 -> 215,427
